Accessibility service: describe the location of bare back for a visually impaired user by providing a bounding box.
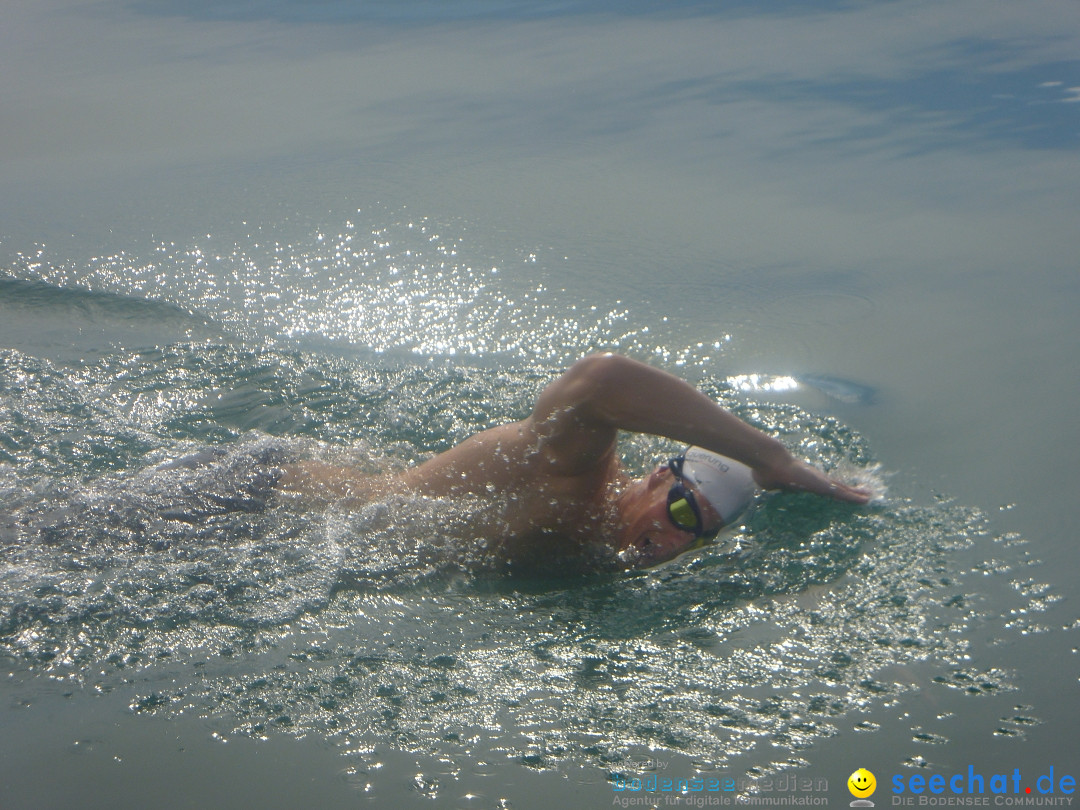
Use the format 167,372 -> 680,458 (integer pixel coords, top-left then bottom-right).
279,413 -> 626,568
402,419 -> 623,548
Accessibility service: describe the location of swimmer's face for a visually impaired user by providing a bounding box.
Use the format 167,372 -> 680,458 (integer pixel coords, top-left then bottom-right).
616,466 -> 721,568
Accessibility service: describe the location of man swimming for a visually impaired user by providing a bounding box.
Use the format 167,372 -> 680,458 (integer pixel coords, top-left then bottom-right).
279,353 -> 871,570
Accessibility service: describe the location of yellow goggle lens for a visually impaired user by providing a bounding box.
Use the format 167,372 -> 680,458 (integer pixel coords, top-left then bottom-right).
668,497 -> 698,531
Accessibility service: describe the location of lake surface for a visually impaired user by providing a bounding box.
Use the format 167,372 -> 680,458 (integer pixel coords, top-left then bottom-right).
2,1 -> 1078,808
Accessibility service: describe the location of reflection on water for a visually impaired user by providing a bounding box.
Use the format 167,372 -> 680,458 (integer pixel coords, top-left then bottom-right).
4,215 -> 742,370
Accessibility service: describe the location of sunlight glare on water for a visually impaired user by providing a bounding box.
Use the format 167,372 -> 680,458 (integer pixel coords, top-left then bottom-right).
7,212 -> 669,366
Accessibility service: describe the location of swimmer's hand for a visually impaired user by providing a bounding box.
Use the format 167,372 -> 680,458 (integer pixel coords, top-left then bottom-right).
753,457 -> 872,504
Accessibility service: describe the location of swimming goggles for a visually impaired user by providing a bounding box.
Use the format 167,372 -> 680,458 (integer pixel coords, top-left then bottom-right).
666,456 -> 711,539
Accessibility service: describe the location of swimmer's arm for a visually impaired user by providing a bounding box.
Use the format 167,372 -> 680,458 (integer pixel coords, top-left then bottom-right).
277,460 -> 390,506
536,353 -> 870,503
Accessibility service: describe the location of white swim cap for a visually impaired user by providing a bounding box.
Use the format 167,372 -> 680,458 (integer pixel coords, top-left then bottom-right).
681,446 -> 757,527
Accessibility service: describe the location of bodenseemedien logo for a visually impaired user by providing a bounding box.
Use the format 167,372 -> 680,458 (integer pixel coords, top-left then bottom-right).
848,768 -> 877,807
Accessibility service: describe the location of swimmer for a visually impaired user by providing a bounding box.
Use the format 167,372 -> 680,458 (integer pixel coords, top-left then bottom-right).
280,353 -> 871,569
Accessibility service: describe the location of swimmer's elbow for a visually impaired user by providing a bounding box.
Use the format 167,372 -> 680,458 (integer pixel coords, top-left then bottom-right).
535,352 -> 648,425
570,352 -> 671,404
551,353 -> 629,411
566,352 -> 632,393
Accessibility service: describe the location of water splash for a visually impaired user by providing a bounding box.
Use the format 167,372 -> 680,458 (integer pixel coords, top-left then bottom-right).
5,212 -> 689,366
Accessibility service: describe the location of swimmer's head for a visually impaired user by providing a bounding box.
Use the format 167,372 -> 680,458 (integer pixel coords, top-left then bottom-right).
673,446 -> 756,531
615,447 -> 757,568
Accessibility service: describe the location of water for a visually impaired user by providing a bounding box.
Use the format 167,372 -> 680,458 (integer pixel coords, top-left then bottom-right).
2,1 -> 1078,808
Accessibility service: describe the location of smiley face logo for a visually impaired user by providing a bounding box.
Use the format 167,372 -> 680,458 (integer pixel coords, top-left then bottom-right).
848,768 -> 877,798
